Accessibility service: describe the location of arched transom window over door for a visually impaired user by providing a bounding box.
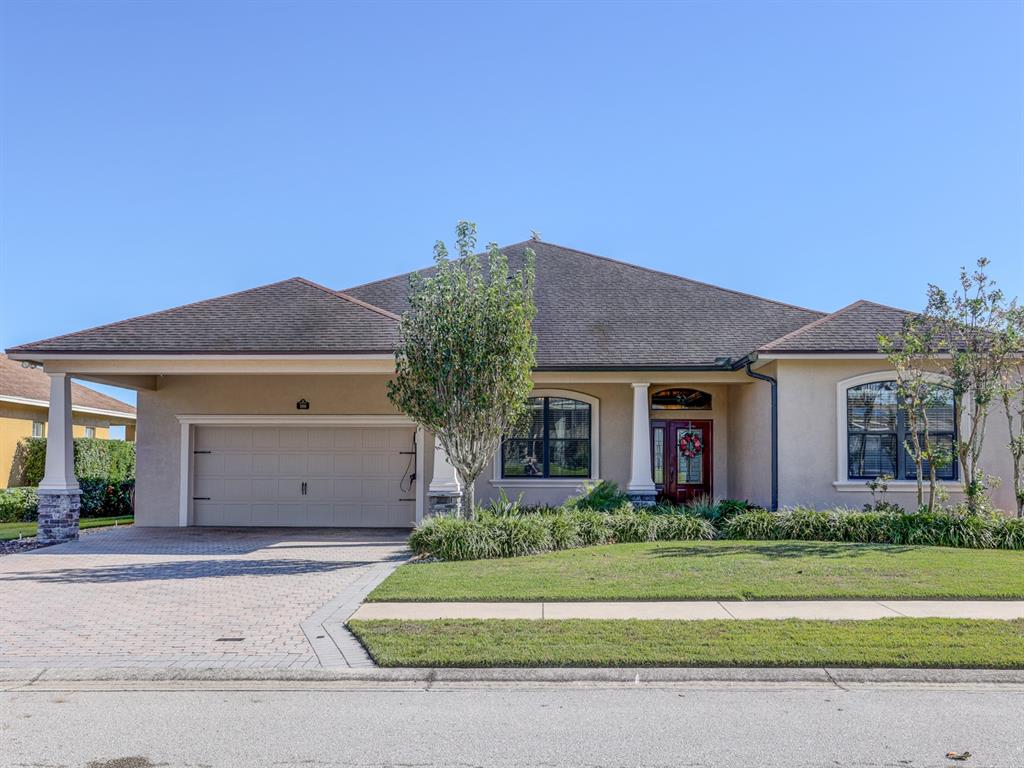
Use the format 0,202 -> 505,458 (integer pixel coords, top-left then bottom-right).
501,396 -> 592,479
846,380 -> 957,481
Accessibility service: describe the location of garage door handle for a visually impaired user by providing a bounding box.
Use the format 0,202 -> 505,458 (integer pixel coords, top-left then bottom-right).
192,497 -> 210,501
301,482 -> 307,496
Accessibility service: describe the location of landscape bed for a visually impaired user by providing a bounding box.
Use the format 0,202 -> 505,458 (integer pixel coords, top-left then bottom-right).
348,617 -> 1024,668
369,540 -> 1024,602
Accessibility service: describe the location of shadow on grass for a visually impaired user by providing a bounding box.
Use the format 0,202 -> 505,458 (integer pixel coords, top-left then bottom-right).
652,541 -> 916,559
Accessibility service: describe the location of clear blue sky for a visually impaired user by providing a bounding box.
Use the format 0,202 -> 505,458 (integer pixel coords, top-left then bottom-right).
2,1 -> 1022,408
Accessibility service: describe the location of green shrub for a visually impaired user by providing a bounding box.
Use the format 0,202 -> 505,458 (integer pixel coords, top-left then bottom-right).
654,512 -> 716,541
722,508 -> 782,540
14,437 -> 135,487
0,487 -> 38,523
486,514 -> 553,558
78,478 -> 134,518
606,508 -> 658,543
566,480 -> 631,512
568,509 -> 611,546
408,516 -> 498,561
994,518 -> 1024,550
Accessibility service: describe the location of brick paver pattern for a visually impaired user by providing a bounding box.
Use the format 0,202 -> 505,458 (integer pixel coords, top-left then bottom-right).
0,527 -> 408,670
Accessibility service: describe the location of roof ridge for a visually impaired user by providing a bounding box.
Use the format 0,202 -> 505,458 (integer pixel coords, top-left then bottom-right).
6,277 -> 311,354
759,300 -> 869,350
291,277 -> 401,321
528,240 -> 827,316
758,299 -> 914,352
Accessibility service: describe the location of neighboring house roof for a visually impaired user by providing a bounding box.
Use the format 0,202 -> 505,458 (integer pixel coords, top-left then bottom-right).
8,241 -> 913,368
7,278 -> 400,356
0,355 -> 136,418
345,241 -> 826,369
758,300 -> 912,354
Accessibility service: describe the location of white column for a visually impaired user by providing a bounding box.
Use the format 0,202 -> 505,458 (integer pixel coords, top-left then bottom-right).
39,373 -> 79,492
627,382 -> 656,497
428,437 -> 461,494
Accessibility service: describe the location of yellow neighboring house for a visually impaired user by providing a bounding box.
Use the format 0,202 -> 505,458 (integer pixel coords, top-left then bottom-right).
0,354 -> 136,488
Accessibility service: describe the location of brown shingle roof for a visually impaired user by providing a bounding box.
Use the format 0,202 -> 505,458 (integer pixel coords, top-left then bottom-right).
7,278 -> 400,355
758,300 -> 912,353
0,355 -> 136,416
12,242 -> 915,367
345,241 -> 827,368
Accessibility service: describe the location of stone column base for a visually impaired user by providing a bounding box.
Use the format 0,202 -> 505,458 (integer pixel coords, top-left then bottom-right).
36,489 -> 82,544
428,492 -> 463,518
627,491 -> 658,507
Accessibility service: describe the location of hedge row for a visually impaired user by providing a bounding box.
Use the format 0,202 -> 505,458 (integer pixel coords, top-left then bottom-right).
409,504 -> 1024,561
409,507 -> 715,561
0,479 -> 135,524
12,437 -> 135,488
723,506 -> 1024,550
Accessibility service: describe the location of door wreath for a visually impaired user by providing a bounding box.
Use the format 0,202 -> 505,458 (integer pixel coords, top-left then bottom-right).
678,431 -> 703,459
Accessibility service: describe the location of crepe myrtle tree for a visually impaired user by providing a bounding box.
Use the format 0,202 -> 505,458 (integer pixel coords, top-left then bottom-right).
926,258 -> 1013,513
387,221 -> 537,518
879,315 -> 951,513
997,305 -> 1024,517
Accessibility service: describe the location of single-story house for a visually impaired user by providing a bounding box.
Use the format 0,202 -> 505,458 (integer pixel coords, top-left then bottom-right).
5,241 -> 1016,540
0,354 -> 136,488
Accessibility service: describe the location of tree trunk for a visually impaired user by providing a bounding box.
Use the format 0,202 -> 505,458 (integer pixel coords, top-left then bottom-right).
458,470 -> 476,520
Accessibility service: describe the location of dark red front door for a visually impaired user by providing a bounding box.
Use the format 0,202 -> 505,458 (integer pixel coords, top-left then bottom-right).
652,420 -> 712,504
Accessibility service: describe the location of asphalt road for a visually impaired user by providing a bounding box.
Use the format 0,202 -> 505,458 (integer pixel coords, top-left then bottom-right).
3,681 -> 1022,768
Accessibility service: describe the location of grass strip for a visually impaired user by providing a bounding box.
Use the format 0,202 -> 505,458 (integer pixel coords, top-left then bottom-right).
369,540 -> 1024,602
348,617 -> 1024,668
0,516 -> 134,541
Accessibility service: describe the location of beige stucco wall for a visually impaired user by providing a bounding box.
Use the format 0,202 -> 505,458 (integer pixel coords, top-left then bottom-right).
135,375 -> 747,524
775,359 -> 1017,513
726,367 -> 774,508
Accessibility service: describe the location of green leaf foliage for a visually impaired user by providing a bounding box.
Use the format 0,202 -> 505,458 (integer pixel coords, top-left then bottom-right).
14,437 -> 135,487
386,221 -> 537,515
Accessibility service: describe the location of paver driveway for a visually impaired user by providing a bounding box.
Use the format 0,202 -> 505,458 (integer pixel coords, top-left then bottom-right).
0,527 -> 408,670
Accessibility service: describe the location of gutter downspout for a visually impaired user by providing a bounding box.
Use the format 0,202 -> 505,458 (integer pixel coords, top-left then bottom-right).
744,361 -> 778,511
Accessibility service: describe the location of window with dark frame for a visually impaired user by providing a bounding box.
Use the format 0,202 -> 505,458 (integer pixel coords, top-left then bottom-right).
501,396 -> 591,479
846,380 -> 957,481
651,388 -> 712,410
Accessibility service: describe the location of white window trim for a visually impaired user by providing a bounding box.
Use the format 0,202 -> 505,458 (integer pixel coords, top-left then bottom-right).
174,414 -> 423,527
834,370 -> 961,493
491,389 -> 600,487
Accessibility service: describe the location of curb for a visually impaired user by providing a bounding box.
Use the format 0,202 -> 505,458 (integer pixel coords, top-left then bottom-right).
3,666 -> 1023,687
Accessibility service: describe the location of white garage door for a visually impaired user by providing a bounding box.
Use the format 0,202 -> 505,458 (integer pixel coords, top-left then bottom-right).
191,425 -> 417,528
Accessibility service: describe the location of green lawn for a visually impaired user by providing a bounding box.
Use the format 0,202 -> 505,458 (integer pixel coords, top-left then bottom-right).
0,516 -> 134,541
370,540 -> 1024,601
349,617 -> 1024,668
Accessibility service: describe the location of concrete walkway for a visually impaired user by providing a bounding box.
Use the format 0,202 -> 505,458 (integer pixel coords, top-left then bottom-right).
350,600 -> 1024,621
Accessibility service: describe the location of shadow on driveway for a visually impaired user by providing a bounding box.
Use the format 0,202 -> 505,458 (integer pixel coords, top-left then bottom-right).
0,556 -> 409,584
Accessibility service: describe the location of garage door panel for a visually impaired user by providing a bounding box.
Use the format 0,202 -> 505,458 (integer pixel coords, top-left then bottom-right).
362,454 -> 388,474
251,504 -> 281,526
223,453 -> 254,474
192,425 -> 415,528
251,478 -> 277,499
252,429 -> 280,449
252,454 -> 279,474
279,428 -> 308,449
307,454 -> 333,474
361,429 -> 387,449
223,478 -> 254,500
279,454 -> 307,474
333,454 -> 362,475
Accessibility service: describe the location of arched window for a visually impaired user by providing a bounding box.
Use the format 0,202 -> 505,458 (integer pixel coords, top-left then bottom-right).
651,388 -> 712,410
846,379 -> 957,480
501,396 -> 592,478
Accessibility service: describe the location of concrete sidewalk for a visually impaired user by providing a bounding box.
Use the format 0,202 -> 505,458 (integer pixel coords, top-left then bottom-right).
349,600 -> 1024,621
